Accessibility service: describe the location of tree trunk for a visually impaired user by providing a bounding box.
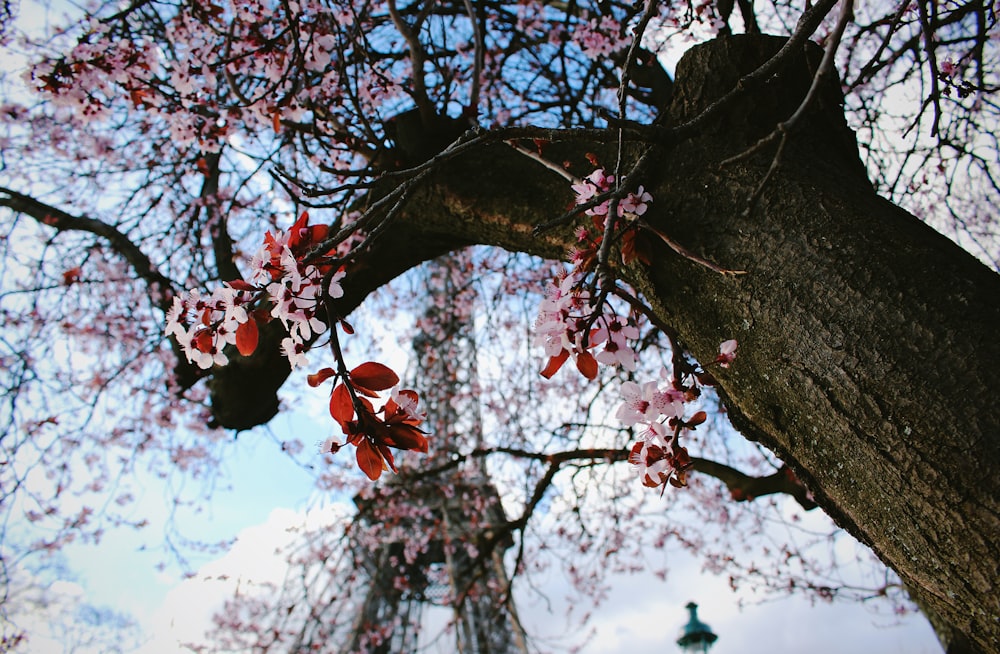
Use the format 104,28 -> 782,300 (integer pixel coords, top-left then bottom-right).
208,34 -> 1000,650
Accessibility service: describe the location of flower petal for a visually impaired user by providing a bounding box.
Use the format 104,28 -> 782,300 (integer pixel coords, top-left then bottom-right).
235,319 -> 259,356
540,350 -> 570,379
575,351 -> 599,380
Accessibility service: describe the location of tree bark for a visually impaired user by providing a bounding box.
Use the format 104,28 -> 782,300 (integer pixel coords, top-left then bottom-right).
207,34 -> 1000,650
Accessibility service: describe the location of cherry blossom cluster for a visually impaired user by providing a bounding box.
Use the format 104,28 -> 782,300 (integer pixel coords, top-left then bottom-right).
165,212 -> 429,481
569,167 -> 654,268
165,212 -> 343,371
534,274 -> 640,380
532,166 -> 656,381
573,15 -> 631,59
249,220 -> 346,371
27,1 -> 399,162
619,339 -> 738,489
570,168 -> 652,221
936,58 -> 977,99
165,285 -> 259,369
619,375 -> 700,489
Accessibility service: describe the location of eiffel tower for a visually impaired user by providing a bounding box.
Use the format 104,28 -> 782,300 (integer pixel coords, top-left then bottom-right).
342,253 -> 529,654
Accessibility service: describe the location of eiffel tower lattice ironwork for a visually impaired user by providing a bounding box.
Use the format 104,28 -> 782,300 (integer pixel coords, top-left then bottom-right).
343,254 -> 528,654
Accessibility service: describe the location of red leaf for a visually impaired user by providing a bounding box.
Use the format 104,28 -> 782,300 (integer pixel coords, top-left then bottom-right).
62,267 -> 82,286
377,442 -> 398,473
356,439 -> 385,481
235,319 -> 259,356
287,211 -> 310,250
540,350 -> 569,379
686,411 -> 707,428
575,351 -> 599,380
307,367 -> 337,387
386,423 -> 429,453
339,319 -> 355,335
349,361 -> 399,394
192,328 -> 213,353
251,307 -> 273,324
305,224 -> 328,248
329,383 -> 354,432
226,279 -> 256,292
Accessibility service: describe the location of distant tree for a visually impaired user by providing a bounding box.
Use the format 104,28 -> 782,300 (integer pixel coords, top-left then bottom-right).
0,0 -> 997,652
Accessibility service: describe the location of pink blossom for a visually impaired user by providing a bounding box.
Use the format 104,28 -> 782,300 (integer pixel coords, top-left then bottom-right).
715,339 -> 738,368
615,380 -> 663,426
281,336 -> 309,369
619,186 -> 652,217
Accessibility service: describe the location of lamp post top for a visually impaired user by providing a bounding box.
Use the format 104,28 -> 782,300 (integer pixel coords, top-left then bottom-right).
676,602 -> 718,652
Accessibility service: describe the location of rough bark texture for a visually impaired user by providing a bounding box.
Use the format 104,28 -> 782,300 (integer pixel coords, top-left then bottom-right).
207,34 -> 1000,649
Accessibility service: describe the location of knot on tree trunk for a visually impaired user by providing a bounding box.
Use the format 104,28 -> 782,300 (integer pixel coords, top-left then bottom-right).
668,34 -> 870,185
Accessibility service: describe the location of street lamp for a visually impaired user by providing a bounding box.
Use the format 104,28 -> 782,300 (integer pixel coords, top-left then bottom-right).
676,602 -> 718,653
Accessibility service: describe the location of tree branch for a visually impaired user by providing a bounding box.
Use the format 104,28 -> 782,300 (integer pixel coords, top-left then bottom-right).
691,459 -> 817,510
0,186 -> 174,306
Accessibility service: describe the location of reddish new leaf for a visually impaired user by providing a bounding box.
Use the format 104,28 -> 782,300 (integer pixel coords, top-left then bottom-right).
386,423 -> 429,453
540,350 -> 569,379
377,442 -> 398,473
62,267 -> 82,286
287,211 -> 310,250
192,328 -> 213,352
686,411 -> 708,428
349,361 -> 399,394
329,383 -> 354,432
307,367 -> 337,387
356,438 -> 385,481
226,279 -> 257,292
575,351 -> 599,380
235,319 -> 259,356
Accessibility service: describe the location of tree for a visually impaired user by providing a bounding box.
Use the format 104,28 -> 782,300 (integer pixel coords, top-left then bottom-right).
0,0 -> 997,652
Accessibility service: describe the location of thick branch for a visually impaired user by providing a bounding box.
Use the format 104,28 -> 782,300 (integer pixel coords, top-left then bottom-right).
0,187 -> 209,389
197,152 -> 242,282
0,186 -> 174,304
691,459 -> 817,510
410,445 -> 819,511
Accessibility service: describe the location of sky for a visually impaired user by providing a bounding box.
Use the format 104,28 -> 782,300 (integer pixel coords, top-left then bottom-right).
13,413 -> 940,654
61,496 -> 940,654
2,2 -> 946,653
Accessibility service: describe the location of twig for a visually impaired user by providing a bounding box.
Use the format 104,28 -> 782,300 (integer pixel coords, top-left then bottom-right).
503,140 -> 579,183
916,0 -> 944,138
637,219 -> 747,276
462,0 -> 485,117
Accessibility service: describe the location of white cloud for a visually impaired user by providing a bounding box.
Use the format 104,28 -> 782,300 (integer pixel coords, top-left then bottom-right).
136,503 -> 349,654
